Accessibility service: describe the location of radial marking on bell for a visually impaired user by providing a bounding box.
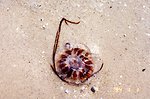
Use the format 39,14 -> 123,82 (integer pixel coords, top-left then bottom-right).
61,54 -> 67,59
57,47 -> 95,82
59,63 -> 66,68
79,71 -> 84,80
67,69 -> 73,77
65,50 -> 72,55
79,55 -> 84,58
73,71 -> 77,80
73,48 -> 79,54
62,67 -> 69,73
85,52 -> 89,57
58,59 -> 66,63
85,65 -> 93,71
85,60 -> 93,64
77,49 -> 84,56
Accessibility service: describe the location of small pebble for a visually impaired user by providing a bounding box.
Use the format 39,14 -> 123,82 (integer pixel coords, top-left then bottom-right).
125,48 -> 128,50
80,86 -> 85,93
141,17 -> 144,20
142,69 -> 146,72
65,43 -> 71,49
6,8 -> 9,11
42,25 -> 46,30
120,75 -> 123,78
123,34 -> 127,37
119,82 -> 122,85
143,5 -> 146,8
42,51 -> 45,54
124,3 -> 127,7
128,25 -> 131,29
91,86 -> 98,93
91,87 -> 95,93
65,89 -> 69,94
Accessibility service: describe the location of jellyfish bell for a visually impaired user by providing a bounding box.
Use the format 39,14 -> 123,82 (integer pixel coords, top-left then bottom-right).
55,43 -> 102,85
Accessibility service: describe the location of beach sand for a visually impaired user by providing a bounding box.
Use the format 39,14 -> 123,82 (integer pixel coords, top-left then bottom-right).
0,0 -> 150,99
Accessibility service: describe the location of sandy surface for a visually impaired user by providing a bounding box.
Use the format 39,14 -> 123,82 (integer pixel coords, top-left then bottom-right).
0,0 -> 150,99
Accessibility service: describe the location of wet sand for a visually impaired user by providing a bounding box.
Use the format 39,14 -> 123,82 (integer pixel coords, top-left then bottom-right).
0,0 -> 150,99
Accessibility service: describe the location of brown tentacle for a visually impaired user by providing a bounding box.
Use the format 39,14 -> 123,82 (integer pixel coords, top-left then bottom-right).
51,18 -> 80,77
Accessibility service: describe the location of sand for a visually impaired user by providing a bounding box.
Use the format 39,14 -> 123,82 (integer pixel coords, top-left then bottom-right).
0,0 -> 150,99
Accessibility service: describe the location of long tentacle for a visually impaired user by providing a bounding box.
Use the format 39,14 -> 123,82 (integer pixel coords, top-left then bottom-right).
51,18 -> 80,75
